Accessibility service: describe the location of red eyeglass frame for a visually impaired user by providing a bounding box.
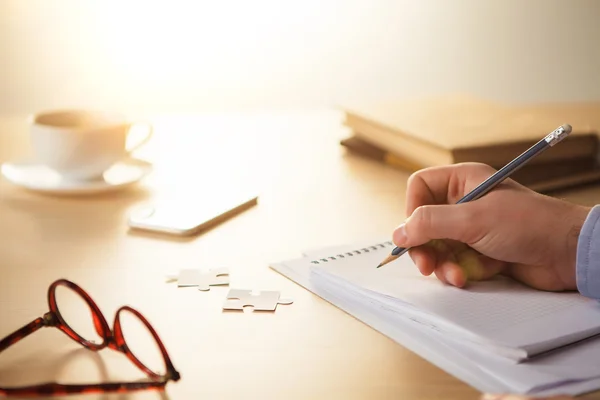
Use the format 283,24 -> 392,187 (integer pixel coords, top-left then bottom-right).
0,279 -> 180,397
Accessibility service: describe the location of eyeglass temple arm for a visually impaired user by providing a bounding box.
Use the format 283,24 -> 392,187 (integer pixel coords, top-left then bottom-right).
0,379 -> 168,396
0,314 -> 49,353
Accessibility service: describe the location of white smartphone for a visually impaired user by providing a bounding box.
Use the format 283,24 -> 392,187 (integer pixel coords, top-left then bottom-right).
127,193 -> 258,236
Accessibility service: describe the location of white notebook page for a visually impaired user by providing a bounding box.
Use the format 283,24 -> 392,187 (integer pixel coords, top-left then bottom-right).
311,270 -> 600,393
271,245 -> 600,396
306,241 -> 600,355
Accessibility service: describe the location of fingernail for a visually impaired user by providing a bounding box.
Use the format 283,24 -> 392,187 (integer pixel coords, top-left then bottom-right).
393,223 -> 407,246
445,268 -> 455,285
446,267 -> 466,287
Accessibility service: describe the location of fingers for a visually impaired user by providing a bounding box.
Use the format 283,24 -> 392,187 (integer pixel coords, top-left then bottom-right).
409,240 -> 507,288
421,240 -> 464,286
393,203 -> 486,248
405,163 -> 497,216
405,165 -> 458,217
435,257 -> 466,287
453,243 -> 505,282
408,246 -> 436,276
481,394 -> 574,400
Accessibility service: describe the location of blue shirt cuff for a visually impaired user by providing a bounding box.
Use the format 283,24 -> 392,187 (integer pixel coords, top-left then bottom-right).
576,205 -> 600,299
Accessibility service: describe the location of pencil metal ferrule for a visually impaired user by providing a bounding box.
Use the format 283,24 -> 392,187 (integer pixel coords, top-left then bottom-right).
544,124 -> 572,147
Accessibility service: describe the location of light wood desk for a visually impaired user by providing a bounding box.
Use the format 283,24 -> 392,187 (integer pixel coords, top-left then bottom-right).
1,111 -> 600,400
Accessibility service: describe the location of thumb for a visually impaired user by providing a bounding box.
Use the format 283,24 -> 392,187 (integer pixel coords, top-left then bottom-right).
393,203 -> 484,248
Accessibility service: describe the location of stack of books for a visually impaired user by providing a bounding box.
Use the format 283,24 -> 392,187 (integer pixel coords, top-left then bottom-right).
340,94 -> 600,193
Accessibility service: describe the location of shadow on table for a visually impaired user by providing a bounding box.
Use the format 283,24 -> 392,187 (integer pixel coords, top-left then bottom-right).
0,347 -> 173,400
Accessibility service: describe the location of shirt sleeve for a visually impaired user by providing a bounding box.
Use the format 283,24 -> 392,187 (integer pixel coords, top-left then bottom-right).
576,205 -> 600,299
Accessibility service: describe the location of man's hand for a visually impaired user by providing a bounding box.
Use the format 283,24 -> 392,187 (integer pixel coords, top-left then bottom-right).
393,163 -> 591,290
481,394 -> 574,400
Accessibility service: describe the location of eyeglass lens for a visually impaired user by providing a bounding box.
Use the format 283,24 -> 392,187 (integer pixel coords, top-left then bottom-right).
55,285 -> 167,376
118,309 -> 167,376
54,285 -> 103,345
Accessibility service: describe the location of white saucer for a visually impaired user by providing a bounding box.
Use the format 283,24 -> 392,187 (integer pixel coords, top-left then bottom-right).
0,157 -> 153,195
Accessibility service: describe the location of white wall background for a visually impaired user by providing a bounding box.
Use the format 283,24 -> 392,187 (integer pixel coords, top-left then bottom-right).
1,0 -> 599,116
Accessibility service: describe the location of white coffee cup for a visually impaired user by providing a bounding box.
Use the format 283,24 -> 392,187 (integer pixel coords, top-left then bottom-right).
29,109 -> 153,181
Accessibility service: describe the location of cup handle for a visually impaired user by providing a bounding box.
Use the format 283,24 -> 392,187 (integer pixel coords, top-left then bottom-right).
126,122 -> 154,153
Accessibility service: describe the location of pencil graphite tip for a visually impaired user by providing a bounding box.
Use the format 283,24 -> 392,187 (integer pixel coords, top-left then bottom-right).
377,253 -> 398,268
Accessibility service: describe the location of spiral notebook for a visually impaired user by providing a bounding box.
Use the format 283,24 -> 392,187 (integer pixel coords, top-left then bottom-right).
270,239 -> 600,397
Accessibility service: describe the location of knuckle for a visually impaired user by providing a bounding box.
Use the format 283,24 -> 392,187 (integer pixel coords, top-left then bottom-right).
455,162 -> 496,179
480,166 -> 498,179
412,205 -> 433,232
458,161 -> 493,172
407,166 -> 441,186
406,169 -> 425,191
406,166 -> 449,195
447,171 -> 463,204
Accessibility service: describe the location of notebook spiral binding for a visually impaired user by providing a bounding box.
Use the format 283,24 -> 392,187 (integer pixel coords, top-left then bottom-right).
310,241 -> 394,264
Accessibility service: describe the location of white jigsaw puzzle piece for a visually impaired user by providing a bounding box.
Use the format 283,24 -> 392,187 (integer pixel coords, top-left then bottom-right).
195,267 -> 230,291
169,268 -> 230,291
222,289 -> 293,311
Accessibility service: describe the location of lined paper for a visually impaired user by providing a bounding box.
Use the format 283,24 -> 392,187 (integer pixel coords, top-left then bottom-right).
305,243 -> 600,357
267,240 -> 600,396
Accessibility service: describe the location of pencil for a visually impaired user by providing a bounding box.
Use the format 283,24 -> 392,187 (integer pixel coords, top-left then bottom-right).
376,123 -> 573,269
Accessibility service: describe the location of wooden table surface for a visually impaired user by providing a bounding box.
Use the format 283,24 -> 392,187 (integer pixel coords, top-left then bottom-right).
1,110 -> 600,400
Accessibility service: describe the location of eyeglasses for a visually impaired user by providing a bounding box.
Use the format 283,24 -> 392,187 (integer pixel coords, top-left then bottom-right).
0,279 -> 180,397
